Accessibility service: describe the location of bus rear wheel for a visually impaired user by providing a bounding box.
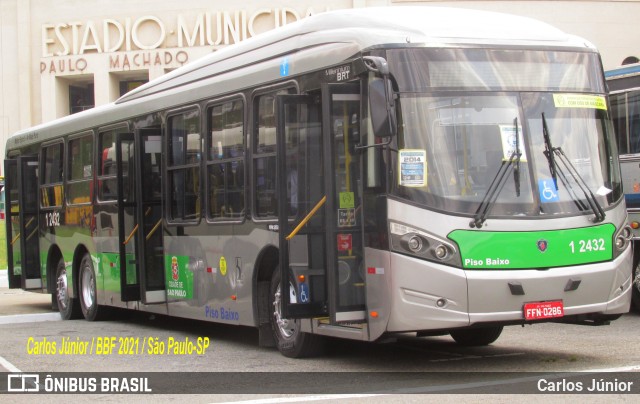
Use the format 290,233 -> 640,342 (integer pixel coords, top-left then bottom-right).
269,268 -> 324,358
450,326 -> 503,346
79,253 -> 108,321
55,257 -> 81,320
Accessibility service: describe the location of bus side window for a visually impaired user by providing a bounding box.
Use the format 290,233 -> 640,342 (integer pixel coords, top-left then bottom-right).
41,142 -> 64,208
67,133 -> 94,206
98,131 -> 117,201
207,98 -> 245,221
167,109 -> 201,223
253,88 -> 293,219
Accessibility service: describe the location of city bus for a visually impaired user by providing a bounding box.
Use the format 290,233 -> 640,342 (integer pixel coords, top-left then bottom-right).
607,62 -> 640,311
4,7 -> 632,358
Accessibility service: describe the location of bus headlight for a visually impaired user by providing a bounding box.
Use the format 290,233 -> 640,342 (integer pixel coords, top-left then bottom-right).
433,244 -> 449,260
614,224 -> 633,254
407,235 -> 424,252
390,222 -> 461,267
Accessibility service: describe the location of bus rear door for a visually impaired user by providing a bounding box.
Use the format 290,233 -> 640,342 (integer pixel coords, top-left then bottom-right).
115,130 -> 166,304
277,82 -> 366,324
4,156 -> 42,290
116,133 -> 140,301
134,128 -> 166,304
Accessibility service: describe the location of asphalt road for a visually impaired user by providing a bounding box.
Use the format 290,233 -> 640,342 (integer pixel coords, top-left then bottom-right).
1,270 -> 639,402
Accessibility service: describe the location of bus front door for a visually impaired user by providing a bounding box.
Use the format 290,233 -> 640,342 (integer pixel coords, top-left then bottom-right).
4,156 -> 42,290
277,83 -> 366,324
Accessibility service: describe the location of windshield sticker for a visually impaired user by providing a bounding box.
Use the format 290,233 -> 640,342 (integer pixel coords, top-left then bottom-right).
553,94 -> 607,110
399,149 -> 427,187
538,179 -> 560,202
499,124 -> 527,162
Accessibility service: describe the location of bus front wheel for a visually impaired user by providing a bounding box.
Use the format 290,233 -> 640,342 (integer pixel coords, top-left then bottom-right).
55,257 -> 81,320
450,326 -> 503,346
269,268 -> 324,358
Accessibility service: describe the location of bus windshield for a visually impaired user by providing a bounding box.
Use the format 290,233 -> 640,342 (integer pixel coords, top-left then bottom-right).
389,48 -> 622,218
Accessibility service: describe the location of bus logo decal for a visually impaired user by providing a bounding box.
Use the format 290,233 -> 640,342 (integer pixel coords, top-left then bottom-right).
171,256 -> 179,281
537,240 -> 548,253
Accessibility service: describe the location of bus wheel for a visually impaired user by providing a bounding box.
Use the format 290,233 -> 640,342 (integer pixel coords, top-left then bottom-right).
269,268 -> 324,358
79,253 -> 107,321
450,326 -> 503,346
55,257 -> 81,320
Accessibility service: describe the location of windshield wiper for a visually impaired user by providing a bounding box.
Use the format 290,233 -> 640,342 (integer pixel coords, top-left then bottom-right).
470,117 -> 522,228
540,113 -> 606,222
541,113 -> 558,191
513,117 -> 521,197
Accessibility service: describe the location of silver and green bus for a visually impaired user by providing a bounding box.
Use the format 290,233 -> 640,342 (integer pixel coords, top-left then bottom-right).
5,7 -> 632,357
607,62 -> 640,311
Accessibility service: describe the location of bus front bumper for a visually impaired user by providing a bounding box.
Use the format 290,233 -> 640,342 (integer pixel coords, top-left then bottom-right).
378,245 -> 632,335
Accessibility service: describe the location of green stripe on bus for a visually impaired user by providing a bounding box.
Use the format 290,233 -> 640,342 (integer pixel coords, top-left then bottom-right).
448,224 -> 616,269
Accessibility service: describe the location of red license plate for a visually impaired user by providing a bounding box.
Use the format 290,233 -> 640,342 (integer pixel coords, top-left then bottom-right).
523,301 -> 564,320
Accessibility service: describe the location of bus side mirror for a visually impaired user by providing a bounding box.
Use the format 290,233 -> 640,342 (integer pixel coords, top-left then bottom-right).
369,78 -> 397,138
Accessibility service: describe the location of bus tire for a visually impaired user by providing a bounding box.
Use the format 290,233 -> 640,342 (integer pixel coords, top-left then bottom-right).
79,253 -> 108,321
450,326 -> 503,346
55,257 -> 81,320
269,268 -> 324,358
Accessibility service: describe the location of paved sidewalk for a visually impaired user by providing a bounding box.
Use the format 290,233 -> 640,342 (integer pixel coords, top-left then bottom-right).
0,270 -> 56,316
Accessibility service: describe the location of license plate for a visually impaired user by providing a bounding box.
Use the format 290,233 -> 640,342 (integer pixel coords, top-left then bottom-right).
523,301 -> 564,320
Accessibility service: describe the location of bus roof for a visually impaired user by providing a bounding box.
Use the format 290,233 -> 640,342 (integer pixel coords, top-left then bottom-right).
118,6 -> 587,104
8,6 -> 595,150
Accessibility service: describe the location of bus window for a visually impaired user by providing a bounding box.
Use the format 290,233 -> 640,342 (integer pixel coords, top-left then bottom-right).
98,129 -> 129,202
67,133 -> 94,205
253,89 -> 292,219
629,91 -> 640,153
207,99 -> 244,220
167,109 -> 201,222
41,142 -> 64,208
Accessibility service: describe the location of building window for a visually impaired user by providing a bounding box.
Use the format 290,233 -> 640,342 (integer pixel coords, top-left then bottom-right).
67,133 -> 94,205
120,80 -> 148,97
41,142 -> 64,208
167,109 -> 201,222
207,99 -> 244,221
69,84 -> 95,114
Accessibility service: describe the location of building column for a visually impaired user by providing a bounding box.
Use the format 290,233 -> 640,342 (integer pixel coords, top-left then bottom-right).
17,0 -> 31,128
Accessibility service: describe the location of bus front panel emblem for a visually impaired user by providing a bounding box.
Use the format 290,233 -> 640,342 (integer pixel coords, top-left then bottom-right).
537,240 -> 548,253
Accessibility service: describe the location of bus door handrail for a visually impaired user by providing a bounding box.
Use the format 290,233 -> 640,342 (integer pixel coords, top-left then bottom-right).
285,196 -> 326,241
146,218 -> 163,241
123,224 -> 139,245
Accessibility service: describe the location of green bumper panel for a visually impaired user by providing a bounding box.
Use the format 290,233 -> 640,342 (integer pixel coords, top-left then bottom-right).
448,224 -> 616,269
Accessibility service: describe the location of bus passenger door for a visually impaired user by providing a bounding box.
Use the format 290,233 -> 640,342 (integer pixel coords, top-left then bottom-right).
277,83 -> 366,324
115,133 -> 140,301
134,128 -> 166,304
277,94 -> 328,319
4,156 -> 42,290
322,83 -> 366,324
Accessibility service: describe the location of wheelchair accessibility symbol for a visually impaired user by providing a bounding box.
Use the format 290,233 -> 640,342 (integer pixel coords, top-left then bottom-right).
298,283 -> 310,303
538,179 -> 559,202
